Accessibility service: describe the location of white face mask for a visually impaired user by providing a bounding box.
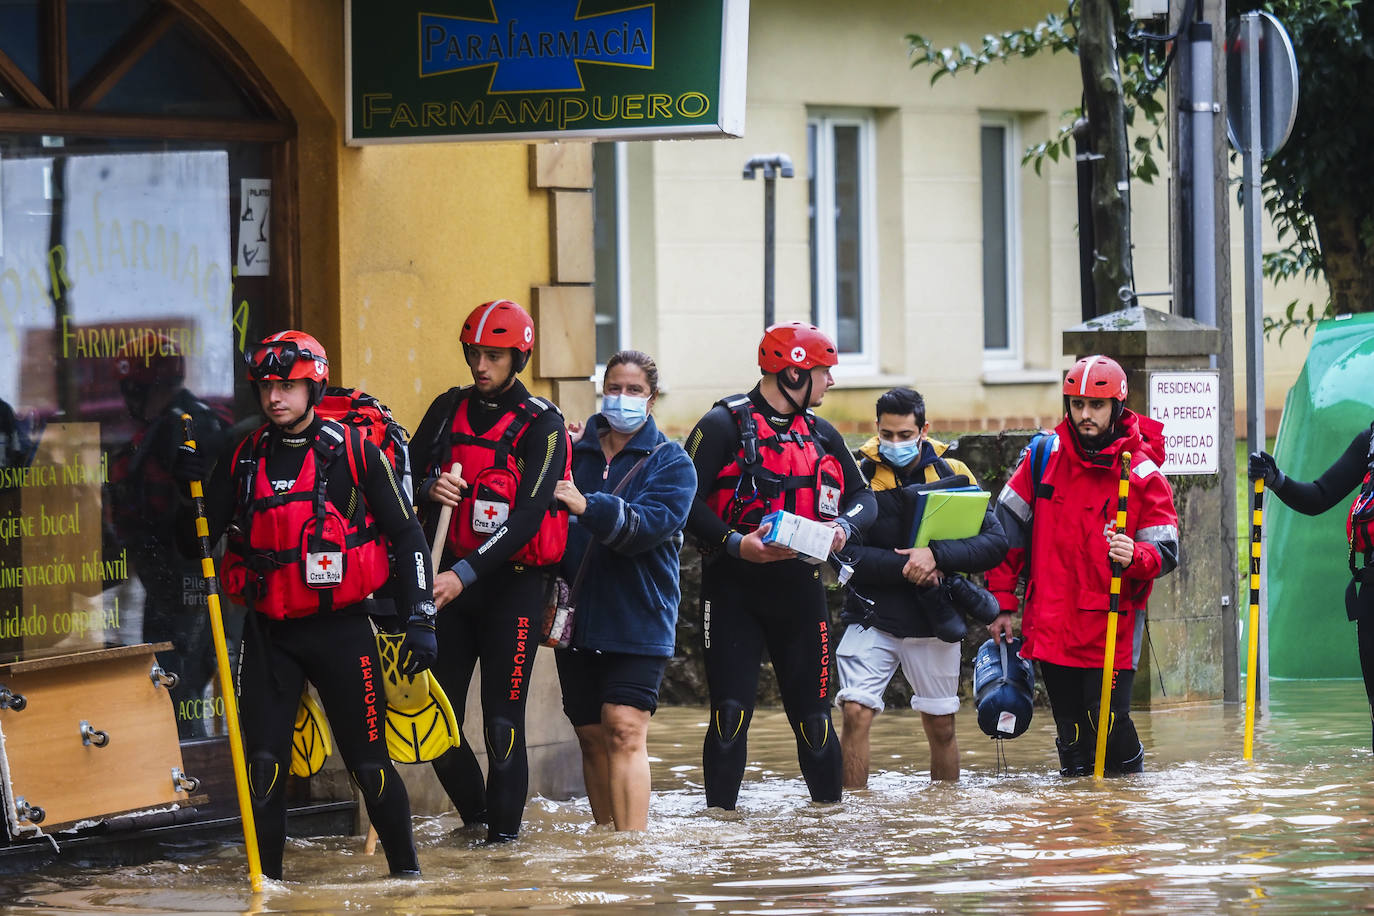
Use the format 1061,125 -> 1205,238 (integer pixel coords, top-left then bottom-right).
601,393 -> 650,433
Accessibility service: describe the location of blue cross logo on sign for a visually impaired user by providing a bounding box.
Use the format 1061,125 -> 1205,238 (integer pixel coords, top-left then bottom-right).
419,1 -> 655,92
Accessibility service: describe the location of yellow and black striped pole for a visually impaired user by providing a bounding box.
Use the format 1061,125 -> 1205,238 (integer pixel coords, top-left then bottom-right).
1094,450 -> 1132,781
1244,475 -> 1264,761
181,414 -> 264,892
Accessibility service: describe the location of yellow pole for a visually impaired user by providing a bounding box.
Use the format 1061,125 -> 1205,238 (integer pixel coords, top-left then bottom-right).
181,415 -> 264,892
1244,476 -> 1264,760
1094,450 -> 1132,781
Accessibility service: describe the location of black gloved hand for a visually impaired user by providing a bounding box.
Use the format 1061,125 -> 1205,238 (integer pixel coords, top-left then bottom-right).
1248,450 -> 1285,488
398,602 -> 438,676
173,441 -> 207,485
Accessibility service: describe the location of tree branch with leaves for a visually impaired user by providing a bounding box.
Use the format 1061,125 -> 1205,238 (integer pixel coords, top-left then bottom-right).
910,0 -> 1365,337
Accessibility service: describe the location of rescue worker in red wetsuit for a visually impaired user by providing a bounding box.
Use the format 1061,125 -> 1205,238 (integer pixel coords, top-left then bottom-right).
685,322 -> 876,809
986,355 -> 1179,776
179,331 -> 437,879
410,299 -> 571,843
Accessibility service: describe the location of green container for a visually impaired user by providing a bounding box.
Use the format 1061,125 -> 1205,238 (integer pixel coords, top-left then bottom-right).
1266,313 -> 1374,678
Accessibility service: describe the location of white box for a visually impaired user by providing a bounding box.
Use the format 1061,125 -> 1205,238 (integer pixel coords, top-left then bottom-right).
759,510 -> 834,564
1129,0 -> 1168,21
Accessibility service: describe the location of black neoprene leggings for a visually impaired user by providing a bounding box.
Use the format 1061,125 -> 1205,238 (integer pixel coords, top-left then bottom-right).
429,565 -> 548,840
238,612 -> 417,878
1039,660 -> 1141,769
699,556 -> 841,809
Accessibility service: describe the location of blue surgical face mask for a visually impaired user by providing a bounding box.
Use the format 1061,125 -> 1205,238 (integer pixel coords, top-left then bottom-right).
878,437 -> 922,468
602,393 -> 650,434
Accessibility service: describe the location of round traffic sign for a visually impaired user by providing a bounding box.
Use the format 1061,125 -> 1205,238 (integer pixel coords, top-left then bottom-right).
1225,12 -> 1299,159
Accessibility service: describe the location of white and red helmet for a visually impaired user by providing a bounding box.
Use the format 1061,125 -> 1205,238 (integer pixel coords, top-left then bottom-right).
1063,355 -> 1127,402
460,299 -> 535,372
758,322 -> 838,374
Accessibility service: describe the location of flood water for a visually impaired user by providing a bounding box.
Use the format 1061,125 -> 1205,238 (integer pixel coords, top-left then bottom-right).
2,680 -> 1372,915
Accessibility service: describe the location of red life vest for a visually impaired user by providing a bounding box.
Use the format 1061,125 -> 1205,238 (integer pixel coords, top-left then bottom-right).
221,421 -> 390,619
440,391 -> 570,567
1347,429 -> 1374,557
705,394 -> 844,532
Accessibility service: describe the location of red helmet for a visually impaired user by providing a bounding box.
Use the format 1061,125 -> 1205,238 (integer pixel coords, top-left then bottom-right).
1063,355 -> 1127,401
114,332 -> 185,387
461,300 -> 535,352
244,330 -> 329,385
758,322 -> 838,374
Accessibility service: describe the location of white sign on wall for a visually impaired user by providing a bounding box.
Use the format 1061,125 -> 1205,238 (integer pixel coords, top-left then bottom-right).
237,178 -> 270,277
1148,371 -> 1220,475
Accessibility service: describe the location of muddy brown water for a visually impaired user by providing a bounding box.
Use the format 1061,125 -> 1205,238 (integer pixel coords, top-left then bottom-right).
2,680 -> 1371,914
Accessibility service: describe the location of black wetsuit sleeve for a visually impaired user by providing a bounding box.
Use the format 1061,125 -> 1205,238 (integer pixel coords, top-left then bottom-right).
812,418 -> 876,535
450,408 -> 568,585
354,437 -> 433,612
683,405 -> 740,551
1269,429 -> 1368,516
408,389 -> 459,502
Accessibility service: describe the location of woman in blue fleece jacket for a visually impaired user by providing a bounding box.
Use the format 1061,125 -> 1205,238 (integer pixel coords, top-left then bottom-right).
553,349 -> 696,830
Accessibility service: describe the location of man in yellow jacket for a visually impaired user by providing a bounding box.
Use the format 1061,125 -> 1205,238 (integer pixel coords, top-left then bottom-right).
838,387 -> 1006,785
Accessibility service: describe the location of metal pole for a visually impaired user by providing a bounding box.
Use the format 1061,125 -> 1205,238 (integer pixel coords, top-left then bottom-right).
1073,118 -> 1098,322
743,154 -> 794,330
1240,12 -> 1269,707
1189,20 -> 1216,329
763,174 -> 776,328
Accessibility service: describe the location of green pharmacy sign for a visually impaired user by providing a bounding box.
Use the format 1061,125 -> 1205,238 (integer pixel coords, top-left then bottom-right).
345,0 -> 749,144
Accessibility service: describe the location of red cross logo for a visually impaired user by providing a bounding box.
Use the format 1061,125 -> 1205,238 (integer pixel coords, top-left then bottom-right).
316,555 -> 332,569
484,505 -> 500,520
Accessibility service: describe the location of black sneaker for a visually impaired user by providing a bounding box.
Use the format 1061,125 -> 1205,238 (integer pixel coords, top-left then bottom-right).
946,575 -> 1002,625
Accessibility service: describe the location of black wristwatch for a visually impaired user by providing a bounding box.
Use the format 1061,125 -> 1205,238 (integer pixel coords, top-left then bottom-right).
408,600 -> 438,628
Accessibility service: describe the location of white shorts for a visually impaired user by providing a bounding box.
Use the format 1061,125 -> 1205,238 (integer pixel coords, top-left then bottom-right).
835,624 -> 960,716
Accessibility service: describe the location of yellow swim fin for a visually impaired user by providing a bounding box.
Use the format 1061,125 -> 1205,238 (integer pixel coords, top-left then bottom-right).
289,689 -> 333,777
376,631 -> 462,764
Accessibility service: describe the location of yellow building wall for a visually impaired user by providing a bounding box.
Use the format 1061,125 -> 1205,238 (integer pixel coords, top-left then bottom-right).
198,0 -> 556,432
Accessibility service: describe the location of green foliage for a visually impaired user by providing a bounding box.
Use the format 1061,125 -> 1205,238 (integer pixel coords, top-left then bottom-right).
909,0 -> 1374,321
1233,0 -> 1371,323
1262,300 -> 1337,344
907,1 -> 1167,185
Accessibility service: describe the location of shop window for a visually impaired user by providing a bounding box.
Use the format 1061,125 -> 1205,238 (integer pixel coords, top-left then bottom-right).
93,23 -> 265,118
66,0 -> 158,90
982,115 -> 1022,369
808,109 -> 877,372
0,1 -> 41,91
0,1 -> 293,743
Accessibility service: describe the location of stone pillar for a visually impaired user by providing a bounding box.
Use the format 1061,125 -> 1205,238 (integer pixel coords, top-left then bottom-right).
1062,306 -> 1226,705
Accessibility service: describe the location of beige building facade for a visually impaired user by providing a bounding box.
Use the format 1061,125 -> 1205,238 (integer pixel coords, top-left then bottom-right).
593,0 -> 1317,436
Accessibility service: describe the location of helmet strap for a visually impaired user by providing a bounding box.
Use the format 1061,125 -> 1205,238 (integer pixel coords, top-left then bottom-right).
464,343 -> 524,392
778,368 -> 812,415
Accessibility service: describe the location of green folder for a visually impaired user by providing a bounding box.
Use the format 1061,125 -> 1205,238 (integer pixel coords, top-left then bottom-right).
910,489 -> 991,548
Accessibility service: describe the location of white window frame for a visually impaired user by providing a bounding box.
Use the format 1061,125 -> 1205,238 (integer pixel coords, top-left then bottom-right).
808,108 -> 878,374
981,114 -> 1024,370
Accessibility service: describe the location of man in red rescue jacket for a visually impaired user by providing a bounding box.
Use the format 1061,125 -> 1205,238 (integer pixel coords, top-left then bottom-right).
986,355 -> 1179,776
685,322 -> 876,809
410,299 -> 571,843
